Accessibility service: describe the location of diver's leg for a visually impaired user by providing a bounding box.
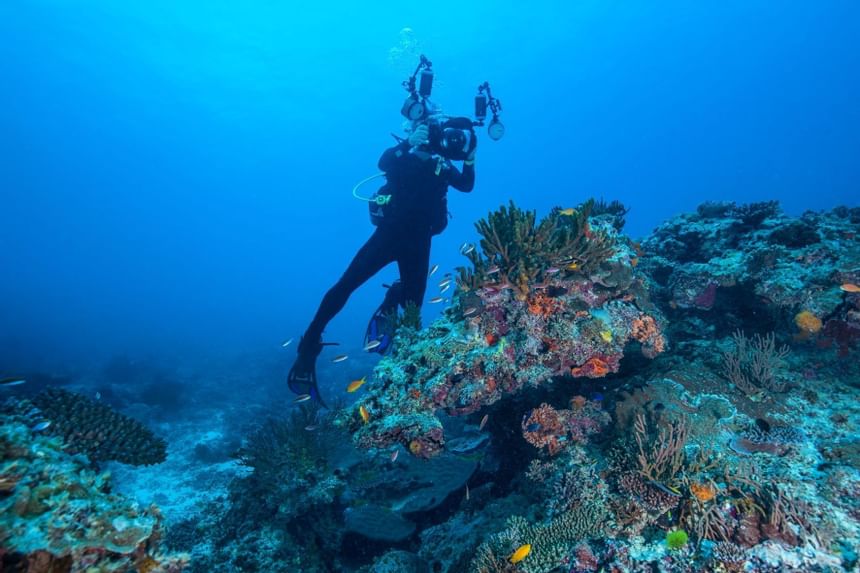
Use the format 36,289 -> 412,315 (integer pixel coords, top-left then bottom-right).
303,228 -> 396,344
290,229 -> 396,403
397,231 -> 433,309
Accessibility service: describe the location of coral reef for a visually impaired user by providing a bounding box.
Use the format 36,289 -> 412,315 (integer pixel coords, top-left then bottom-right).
11,200 -> 856,573
31,388 -> 167,466
0,407 -> 186,571
642,202 -> 860,352
347,200 -> 665,458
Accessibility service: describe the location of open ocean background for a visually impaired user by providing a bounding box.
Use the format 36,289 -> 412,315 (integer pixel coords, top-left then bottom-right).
2,0 -> 858,379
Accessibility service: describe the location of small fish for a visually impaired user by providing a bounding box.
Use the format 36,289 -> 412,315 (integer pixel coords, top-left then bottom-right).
304,424 -> 319,431
599,330 -> 613,343
438,278 -> 453,288
390,449 -> 399,462
647,479 -> 683,497
359,404 -> 370,424
429,264 -> 440,277
346,376 -> 367,393
567,262 -> 579,271
465,484 -> 470,501
281,338 -> 294,348
510,544 -> 532,564
559,208 -> 577,216
486,265 -> 500,275
95,391 -> 101,400
440,284 -> 451,294
32,421 -> 51,432
0,377 -> 26,387
294,394 -> 312,403
841,283 -> 860,293
525,423 -> 542,433
460,242 -> 475,255
545,267 -> 560,275
428,296 -> 445,304
590,392 -> 604,402
463,307 -> 478,316
363,340 -> 382,352
332,354 -> 349,363
479,414 -> 489,431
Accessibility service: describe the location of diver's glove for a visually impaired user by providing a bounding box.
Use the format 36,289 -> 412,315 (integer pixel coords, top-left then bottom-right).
408,124 -> 430,147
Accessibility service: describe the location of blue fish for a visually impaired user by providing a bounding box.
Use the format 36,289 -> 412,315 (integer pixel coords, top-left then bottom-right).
525,423 -> 542,432
32,420 -> 51,432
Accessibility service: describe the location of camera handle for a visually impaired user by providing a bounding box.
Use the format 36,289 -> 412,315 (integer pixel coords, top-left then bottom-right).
402,54 -> 433,97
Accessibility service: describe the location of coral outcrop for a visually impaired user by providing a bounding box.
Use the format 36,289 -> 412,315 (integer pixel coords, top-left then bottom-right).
348,200 -> 665,458
642,202 -> 860,358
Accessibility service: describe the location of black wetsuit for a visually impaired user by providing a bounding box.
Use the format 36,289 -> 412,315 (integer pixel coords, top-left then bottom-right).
301,140 -> 475,349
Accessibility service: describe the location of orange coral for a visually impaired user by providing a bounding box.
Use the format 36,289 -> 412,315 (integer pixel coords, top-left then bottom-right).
794,310 -> 822,334
631,315 -> 666,358
527,292 -> 562,318
571,357 -> 611,378
522,403 -> 567,455
690,481 -> 717,503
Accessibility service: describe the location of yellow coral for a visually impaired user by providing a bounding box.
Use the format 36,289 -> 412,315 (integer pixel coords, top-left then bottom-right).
794,310 -> 822,334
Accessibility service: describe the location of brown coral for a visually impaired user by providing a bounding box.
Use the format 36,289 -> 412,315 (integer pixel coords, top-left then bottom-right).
33,388 -> 167,466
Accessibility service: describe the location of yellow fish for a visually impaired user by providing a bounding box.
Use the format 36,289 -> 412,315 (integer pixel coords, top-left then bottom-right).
559,208 -> 577,216
509,544 -> 531,564
566,262 -> 579,271
359,404 -> 370,423
841,283 -> 860,293
600,330 -> 613,343
346,376 -> 366,393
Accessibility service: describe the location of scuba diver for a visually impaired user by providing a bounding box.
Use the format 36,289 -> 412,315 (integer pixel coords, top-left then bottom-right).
287,56 -> 504,406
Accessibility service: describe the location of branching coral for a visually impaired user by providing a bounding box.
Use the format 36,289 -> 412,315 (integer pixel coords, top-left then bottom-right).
633,412 -> 689,485
721,330 -> 790,395
471,503 -> 610,573
32,388 -> 167,466
457,199 -> 614,297
236,408 -> 343,518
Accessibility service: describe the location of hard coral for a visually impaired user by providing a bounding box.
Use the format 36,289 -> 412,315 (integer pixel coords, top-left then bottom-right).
522,404 -> 567,455
350,201 -> 663,457
630,314 -> 666,358
0,413 -> 186,571
32,388 -> 167,466
521,402 -> 609,456
458,199 -> 614,297
570,356 -> 612,378
794,310 -> 823,334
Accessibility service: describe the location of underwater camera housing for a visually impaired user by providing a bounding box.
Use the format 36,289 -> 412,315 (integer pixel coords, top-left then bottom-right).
400,55 -> 505,145
424,116 -> 477,161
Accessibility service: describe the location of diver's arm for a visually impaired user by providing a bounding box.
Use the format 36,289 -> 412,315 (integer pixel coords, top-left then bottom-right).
447,162 -> 475,193
378,141 -> 411,172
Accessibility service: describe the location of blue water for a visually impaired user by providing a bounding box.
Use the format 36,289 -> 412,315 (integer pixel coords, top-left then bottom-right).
2,1 -> 858,372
